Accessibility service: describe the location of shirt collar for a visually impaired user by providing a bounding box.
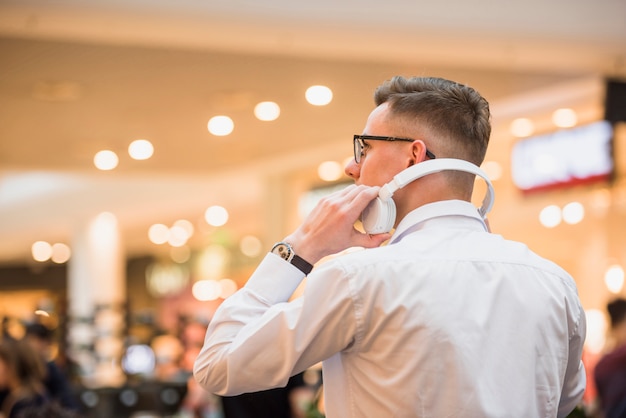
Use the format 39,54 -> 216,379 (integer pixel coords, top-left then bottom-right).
389,200 -> 488,245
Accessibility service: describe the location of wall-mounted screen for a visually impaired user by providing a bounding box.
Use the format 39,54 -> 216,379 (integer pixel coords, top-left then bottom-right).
511,120 -> 614,194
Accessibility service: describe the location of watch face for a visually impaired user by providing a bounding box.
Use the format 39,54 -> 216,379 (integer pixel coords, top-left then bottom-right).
273,243 -> 292,260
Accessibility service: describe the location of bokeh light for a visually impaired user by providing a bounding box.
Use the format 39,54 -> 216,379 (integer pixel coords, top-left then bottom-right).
305,85 -> 333,106
128,139 -> 154,160
205,205 -> 229,226
173,219 -> 194,237
562,202 -> 584,225
51,243 -> 71,263
168,225 -> 189,247
584,309 -> 607,354
148,224 -> 170,245
317,161 -> 343,182
240,235 -> 262,257
254,101 -> 280,121
192,280 -> 222,301
208,116 -> 234,136
94,150 -> 119,170
32,241 -> 52,262
552,108 -> 578,128
122,344 -> 156,375
605,264 -> 625,294
539,205 -> 561,228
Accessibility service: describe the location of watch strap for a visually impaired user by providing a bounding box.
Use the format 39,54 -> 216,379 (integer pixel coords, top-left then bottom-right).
290,254 -> 313,275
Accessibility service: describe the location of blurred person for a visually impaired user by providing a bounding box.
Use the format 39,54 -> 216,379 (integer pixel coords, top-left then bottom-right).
14,402 -> 82,418
22,324 -> 80,412
194,76 -> 586,417
594,298 -> 626,418
0,338 -> 48,418
152,334 -> 187,383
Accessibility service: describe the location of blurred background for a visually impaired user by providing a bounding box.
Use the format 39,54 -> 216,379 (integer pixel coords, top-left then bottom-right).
0,0 -> 625,417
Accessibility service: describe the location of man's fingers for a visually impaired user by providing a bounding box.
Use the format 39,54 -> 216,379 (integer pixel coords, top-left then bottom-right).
334,184 -> 381,211
317,185 -> 380,219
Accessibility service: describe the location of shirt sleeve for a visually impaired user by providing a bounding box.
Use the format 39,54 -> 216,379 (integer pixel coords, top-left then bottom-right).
193,252 -> 357,396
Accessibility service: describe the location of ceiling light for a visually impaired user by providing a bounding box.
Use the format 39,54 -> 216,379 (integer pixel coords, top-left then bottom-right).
254,101 -> 280,121
128,139 -> 154,160
208,116 -> 234,136
305,85 -> 333,106
94,150 -> 119,170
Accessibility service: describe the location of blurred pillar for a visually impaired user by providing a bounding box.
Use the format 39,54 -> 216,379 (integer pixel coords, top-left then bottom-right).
68,212 -> 126,387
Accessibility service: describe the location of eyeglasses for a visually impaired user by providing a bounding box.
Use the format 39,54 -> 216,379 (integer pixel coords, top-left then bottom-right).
353,134 -> 436,164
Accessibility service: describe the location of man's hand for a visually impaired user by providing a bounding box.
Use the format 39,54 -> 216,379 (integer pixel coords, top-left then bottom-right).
283,184 -> 392,264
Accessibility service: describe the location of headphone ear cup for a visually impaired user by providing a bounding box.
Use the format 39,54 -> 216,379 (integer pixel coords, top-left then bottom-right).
361,197 -> 396,234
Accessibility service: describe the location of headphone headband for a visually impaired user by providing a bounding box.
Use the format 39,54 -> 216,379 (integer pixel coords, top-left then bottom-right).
378,158 -> 494,218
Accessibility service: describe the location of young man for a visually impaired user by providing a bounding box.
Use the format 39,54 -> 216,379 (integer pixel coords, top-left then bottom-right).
194,76 -> 586,417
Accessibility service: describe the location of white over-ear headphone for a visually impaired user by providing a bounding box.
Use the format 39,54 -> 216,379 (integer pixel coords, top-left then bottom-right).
361,158 -> 495,234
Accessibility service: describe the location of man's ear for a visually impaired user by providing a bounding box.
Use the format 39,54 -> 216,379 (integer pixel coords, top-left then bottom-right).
409,140 -> 428,165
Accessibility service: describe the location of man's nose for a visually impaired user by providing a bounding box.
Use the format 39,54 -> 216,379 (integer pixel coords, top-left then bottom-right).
344,158 -> 359,179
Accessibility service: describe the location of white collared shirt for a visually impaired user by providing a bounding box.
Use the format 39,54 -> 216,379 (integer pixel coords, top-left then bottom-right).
194,200 -> 586,418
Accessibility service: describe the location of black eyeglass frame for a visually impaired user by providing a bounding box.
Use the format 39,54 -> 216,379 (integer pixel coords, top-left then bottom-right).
353,134 -> 436,164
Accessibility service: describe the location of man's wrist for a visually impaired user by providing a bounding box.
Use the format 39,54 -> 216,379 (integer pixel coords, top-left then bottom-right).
270,241 -> 314,275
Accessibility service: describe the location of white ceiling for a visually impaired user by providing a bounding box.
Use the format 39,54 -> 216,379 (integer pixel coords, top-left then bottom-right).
2,0 -> 625,73
0,0 -> 625,266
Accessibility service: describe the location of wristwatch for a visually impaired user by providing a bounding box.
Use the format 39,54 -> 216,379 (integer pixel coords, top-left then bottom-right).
270,241 -> 314,275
